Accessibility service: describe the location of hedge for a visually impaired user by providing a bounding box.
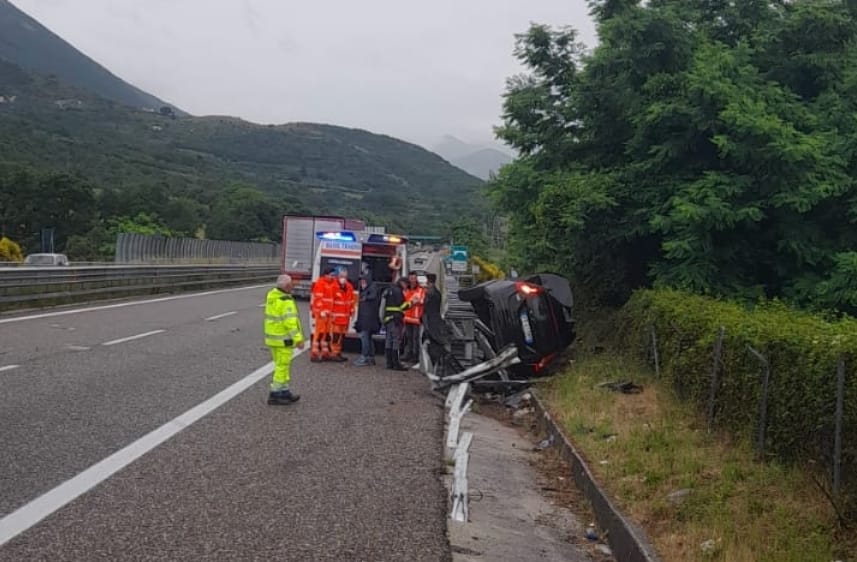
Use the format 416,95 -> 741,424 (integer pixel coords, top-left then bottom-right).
620,289 -> 856,505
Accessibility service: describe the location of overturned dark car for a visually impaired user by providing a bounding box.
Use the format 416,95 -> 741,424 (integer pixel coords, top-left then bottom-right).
458,273 -> 575,378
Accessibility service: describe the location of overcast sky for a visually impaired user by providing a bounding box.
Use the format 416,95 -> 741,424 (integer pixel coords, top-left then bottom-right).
12,0 -> 596,150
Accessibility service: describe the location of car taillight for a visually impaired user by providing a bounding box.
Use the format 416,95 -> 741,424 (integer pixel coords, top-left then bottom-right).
533,352 -> 558,373
516,281 -> 542,296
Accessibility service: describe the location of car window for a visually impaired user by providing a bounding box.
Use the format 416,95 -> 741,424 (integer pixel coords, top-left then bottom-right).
25,255 -> 54,265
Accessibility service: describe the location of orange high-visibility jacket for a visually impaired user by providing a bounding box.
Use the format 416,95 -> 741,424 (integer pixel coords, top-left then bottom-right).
332,280 -> 356,326
404,286 -> 426,325
311,277 -> 336,317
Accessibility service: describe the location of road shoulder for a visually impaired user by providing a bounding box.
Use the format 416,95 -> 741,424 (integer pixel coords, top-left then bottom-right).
447,408 -> 612,562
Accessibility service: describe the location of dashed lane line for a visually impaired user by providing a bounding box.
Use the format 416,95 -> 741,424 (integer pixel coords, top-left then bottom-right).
101,330 -> 166,347
0,284 -> 269,326
0,348 -> 306,547
205,311 -> 238,322
0,365 -> 20,373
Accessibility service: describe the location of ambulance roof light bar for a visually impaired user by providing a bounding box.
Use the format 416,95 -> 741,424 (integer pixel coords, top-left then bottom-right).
367,233 -> 408,245
316,231 -> 357,242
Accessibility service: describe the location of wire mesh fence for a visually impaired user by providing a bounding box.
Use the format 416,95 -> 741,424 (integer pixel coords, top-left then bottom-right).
645,323 -> 854,504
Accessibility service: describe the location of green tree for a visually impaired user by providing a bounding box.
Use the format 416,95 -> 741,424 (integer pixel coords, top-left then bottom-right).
492,1 -> 857,310
206,185 -> 280,242
0,168 -> 97,253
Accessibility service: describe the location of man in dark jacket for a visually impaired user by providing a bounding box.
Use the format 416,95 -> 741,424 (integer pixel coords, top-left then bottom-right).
422,273 -> 448,370
353,274 -> 380,366
382,277 -> 411,371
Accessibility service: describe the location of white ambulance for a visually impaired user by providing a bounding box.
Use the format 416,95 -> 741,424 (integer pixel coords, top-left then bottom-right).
310,229 -> 409,344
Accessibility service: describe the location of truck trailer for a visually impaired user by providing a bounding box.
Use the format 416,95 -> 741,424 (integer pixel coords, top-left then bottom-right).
280,215 -> 348,298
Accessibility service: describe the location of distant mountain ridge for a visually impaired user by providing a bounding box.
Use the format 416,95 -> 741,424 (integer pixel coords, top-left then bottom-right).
0,1 -> 486,234
0,58 -> 484,233
0,0 -> 181,112
433,135 -> 512,179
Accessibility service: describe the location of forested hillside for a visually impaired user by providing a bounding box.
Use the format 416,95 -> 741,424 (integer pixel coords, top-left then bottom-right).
0,0 -> 176,111
0,60 -> 485,258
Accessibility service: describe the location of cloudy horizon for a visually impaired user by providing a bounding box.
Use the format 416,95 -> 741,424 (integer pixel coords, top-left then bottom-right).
10,0 -> 596,151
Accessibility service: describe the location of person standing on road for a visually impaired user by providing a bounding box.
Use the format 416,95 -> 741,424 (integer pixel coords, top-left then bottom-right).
264,274 -> 305,405
382,276 -> 411,371
310,268 -> 336,362
401,272 -> 425,364
330,268 -> 355,362
353,273 -> 380,366
422,273 -> 447,371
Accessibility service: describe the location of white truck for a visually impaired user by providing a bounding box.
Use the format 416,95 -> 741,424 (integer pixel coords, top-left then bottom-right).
280,215 -> 349,298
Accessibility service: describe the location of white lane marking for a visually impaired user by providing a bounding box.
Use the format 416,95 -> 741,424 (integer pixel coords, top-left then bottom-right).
205,311 -> 237,322
0,365 -> 20,373
0,347 -> 306,547
0,284 -> 269,326
65,345 -> 91,352
257,303 -> 265,308
101,330 -> 166,347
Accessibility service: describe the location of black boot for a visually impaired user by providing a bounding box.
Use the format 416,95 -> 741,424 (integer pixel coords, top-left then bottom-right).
392,350 -> 408,371
267,390 -> 300,405
385,348 -> 394,369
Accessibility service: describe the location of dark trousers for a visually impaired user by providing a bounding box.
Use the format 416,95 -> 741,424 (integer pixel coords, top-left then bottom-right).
384,320 -> 402,350
403,323 -> 420,358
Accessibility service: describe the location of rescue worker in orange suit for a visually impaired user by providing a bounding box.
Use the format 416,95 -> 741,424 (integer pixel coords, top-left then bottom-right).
310,268 -> 337,362
264,274 -> 304,405
330,268 -> 356,362
400,271 -> 426,364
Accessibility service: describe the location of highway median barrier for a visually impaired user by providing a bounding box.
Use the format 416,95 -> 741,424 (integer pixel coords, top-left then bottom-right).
0,264 -> 280,312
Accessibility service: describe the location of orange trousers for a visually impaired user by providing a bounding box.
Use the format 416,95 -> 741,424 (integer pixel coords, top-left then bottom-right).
330,323 -> 347,356
312,315 -> 331,359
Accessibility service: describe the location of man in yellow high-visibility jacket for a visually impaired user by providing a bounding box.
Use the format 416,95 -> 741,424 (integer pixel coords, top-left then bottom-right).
264,274 -> 305,405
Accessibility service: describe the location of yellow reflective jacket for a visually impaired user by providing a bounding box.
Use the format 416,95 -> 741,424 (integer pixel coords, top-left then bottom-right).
264,287 -> 304,347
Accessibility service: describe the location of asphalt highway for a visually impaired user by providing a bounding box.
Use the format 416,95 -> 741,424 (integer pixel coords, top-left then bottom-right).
0,286 -> 450,561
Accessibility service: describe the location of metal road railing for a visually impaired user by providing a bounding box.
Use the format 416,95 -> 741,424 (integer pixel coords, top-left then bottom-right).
0,264 -> 280,312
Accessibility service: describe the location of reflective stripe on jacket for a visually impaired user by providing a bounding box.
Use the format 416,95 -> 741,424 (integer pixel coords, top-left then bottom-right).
265,287 -> 304,347
310,277 -> 336,316
383,285 -> 411,324
332,280 -> 355,326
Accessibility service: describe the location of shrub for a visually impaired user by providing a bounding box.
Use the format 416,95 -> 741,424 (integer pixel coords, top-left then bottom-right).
0,236 -> 23,262
620,289 -> 857,510
472,255 -> 504,282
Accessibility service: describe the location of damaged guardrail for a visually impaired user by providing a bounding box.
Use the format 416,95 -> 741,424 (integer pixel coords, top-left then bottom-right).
0,264 -> 279,311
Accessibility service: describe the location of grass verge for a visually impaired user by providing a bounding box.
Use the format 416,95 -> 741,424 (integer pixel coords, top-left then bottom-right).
541,354 -> 853,562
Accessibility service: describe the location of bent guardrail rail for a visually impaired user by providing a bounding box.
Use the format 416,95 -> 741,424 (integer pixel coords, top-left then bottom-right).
0,264 -> 280,312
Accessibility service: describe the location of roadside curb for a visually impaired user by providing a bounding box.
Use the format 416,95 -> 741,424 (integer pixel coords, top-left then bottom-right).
531,389 -> 663,562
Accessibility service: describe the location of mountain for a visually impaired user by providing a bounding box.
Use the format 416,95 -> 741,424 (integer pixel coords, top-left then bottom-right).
0,0 -> 180,112
451,148 -> 512,180
432,135 -> 512,180
0,59 -> 484,234
434,135 -> 477,162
